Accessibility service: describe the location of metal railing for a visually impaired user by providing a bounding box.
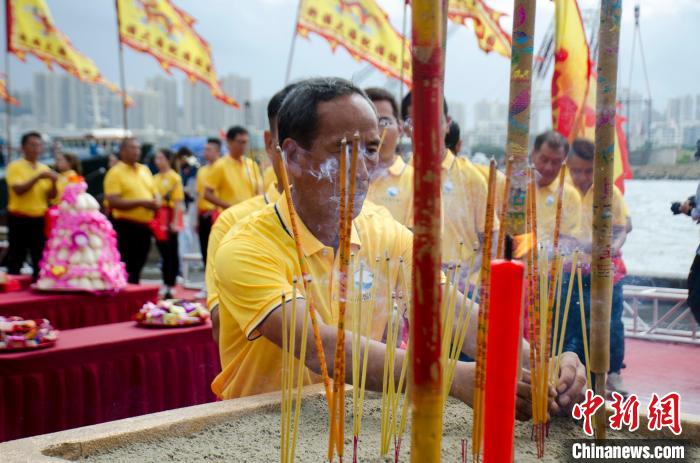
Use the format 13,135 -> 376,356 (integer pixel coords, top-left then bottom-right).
623,285 -> 699,344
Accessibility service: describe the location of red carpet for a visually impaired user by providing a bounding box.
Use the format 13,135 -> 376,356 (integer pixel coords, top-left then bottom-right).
623,338 -> 700,416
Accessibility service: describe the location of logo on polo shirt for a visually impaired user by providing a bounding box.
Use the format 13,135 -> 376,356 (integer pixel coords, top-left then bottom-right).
353,268 -> 374,297
387,186 -> 399,198
443,180 -> 454,193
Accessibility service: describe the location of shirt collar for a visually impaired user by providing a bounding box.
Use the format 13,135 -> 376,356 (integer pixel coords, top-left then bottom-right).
387,156 -> 407,176
538,175 -> 561,194
275,192 -> 361,257
441,149 -> 456,170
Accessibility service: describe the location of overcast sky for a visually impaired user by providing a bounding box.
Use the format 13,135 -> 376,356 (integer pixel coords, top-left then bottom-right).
2,0 -> 699,121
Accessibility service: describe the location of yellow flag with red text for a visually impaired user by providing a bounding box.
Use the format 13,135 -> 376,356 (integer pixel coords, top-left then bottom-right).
297,0 -> 411,86
0,78 -> 19,106
447,0 -> 511,58
551,0 -> 590,140
6,0 -> 122,96
116,0 -> 238,107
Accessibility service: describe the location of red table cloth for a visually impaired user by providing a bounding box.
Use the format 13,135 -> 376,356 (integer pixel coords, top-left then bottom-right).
0,284 -> 158,330
0,321 -> 219,442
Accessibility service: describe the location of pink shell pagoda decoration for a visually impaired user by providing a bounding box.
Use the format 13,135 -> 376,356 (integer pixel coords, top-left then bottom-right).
37,179 -> 127,293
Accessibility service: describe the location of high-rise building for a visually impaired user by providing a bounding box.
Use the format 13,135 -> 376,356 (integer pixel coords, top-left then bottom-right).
127,89 -> 163,131
146,76 -> 178,133
181,74 -> 252,135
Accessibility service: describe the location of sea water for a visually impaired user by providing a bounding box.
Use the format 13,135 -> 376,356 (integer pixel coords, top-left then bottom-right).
624,179 -> 700,278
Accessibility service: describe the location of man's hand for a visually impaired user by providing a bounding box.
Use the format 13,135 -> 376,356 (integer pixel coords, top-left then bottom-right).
39,170 -> 59,182
141,199 -> 160,211
551,351 -> 586,416
516,369 -> 556,422
450,361 -> 476,407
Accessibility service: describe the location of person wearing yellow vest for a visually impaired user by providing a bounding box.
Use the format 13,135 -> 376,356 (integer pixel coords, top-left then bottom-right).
154,149 -> 185,299
531,131 -> 582,249
567,138 -> 632,396
103,138 -> 159,284
5,132 -> 57,279
364,87 -> 414,228
206,83 -> 297,344
211,78 -> 586,417
195,137 -> 221,270
54,152 -> 82,204
204,126 -> 263,210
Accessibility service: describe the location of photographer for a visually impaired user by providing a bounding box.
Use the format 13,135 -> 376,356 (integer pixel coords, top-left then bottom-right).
680,179 -> 700,325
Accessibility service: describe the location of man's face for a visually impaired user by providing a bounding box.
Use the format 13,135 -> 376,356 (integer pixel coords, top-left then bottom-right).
283,93 -> 380,224
532,142 -> 566,187
567,154 -> 594,193
23,136 -> 43,160
373,100 -> 400,165
121,139 -> 141,163
227,133 -> 249,157
203,142 -> 220,163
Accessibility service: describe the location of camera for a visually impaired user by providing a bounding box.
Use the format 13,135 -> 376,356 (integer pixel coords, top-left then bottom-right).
671,196 -> 696,215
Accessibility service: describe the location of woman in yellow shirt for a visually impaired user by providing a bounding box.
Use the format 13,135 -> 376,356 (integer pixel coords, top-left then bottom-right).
54,152 -> 82,203
154,149 -> 185,298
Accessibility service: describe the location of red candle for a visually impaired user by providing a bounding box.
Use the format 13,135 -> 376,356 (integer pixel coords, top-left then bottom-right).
483,256 -> 525,463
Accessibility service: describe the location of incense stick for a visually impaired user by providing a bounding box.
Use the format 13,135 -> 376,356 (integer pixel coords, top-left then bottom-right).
577,267 -> 593,390
553,251 -> 580,383
496,156 -> 513,258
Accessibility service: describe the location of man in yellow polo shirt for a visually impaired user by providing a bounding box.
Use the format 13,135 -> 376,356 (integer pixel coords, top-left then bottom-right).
365,87 -> 413,227
206,83 -> 298,342
103,137 -> 159,284
5,131 -> 57,279
567,138 -> 632,395
212,78 -> 586,417
204,126 -> 263,210
531,131 -> 582,249
195,137 -> 221,271
401,92 -> 491,272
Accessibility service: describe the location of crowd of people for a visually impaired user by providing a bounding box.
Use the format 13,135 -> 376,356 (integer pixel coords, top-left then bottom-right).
4,76 -> 635,414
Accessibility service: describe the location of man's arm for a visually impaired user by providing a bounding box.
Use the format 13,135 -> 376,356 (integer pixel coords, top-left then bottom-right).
105,194 -> 158,211
204,186 -> 231,209
611,225 -> 628,255
11,170 -> 57,196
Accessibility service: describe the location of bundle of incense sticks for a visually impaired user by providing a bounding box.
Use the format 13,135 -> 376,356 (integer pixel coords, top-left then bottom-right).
328,135 -> 359,462
274,146 -> 334,454
496,157 -> 514,259
391,258 -> 412,463
471,159 -> 498,462
280,279 -> 312,463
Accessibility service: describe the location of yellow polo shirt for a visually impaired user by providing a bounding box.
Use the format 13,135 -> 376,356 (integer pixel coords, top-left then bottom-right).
535,175 -> 582,241
206,184 -> 282,310
154,169 -> 184,208
6,158 -> 53,217
103,161 -> 157,224
577,185 -> 628,242
205,155 -> 264,207
473,164 -> 507,219
195,164 -> 216,213
53,169 -> 78,205
441,150 -> 492,264
212,195 -> 412,399
367,155 -> 414,227
262,165 -> 276,192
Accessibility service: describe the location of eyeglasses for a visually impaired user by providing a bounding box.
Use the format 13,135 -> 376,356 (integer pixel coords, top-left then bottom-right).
378,117 -> 397,128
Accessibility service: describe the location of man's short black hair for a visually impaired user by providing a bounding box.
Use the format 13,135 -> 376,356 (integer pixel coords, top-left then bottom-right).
21,131 -> 42,147
206,137 -> 222,150
400,91 -> 449,121
570,138 -> 594,161
119,136 -> 138,152
364,87 -> 399,120
533,130 -> 569,156
226,126 -> 248,141
267,83 -> 299,127
277,77 -> 373,149
445,121 -> 461,153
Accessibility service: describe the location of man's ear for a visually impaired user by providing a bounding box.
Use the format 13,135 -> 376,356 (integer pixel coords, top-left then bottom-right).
263,130 -> 272,153
280,138 -> 302,180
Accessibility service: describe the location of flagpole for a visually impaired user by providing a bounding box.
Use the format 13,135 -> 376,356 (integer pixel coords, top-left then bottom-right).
114,0 -> 128,132
5,0 -> 12,163
284,0 -> 303,85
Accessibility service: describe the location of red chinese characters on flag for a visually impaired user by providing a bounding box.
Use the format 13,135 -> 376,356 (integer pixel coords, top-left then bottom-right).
647,392 -> 683,435
572,389 -> 605,437
609,392 -> 640,432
